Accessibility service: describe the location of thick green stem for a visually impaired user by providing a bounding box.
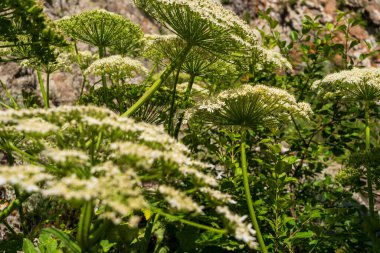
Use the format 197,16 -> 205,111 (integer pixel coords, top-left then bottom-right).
121,43 -> 192,117
77,202 -> 94,251
46,72 -> 50,108
36,68 -> 48,108
168,68 -> 181,135
365,103 -> 375,219
173,74 -> 195,139
240,129 -> 267,253
98,46 -> 107,88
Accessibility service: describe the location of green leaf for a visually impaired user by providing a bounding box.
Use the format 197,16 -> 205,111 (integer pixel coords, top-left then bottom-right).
293,231 -> 314,239
42,228 -> 81,253
100,240 -> 116,252
290,31 -> 298,41
23,239 -> 38,253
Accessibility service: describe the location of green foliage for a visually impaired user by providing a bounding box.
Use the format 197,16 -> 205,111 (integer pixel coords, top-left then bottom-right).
1,2 -> 380,253
0,0 -> 67,63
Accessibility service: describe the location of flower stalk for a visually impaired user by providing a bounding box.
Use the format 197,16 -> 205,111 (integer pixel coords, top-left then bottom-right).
77,201 -> 94,251
364,102 -> 375,219
240,129 -> 267,253
122,43 -> 192,117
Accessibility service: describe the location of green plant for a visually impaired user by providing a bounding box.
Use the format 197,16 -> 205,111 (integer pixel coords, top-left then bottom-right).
189,84 -> 312,252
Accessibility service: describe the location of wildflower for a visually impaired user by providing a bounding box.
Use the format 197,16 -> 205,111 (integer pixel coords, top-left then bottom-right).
56,9 -> 143,53
313,67 -> 380,102
190,84 -> 312,130
200,187 -> 236,204
216,206 -> 258,249
84,55 -> 148,80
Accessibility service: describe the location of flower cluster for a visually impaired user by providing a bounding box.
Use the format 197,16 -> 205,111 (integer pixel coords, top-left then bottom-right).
188,84 -> 312,130
21,49 -> 72,73
254,47 -> 292,70
217,206 -> 258,249
312,67 -> 380,102
56,9 -> 143,49
0,106 -> 257,248
84,55 -> 148,80
133,0 -> 259,55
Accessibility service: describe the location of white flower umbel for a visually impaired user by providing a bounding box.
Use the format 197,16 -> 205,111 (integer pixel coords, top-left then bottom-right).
313,67 -> 380,102
190,84 -> 312,130
57,9 -> 143,51
133,0 -> 259,55
85,55 -> 148,80
217,206 -> 258,249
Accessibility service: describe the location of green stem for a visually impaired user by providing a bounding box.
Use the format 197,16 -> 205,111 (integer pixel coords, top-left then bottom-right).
142,62 -> 158,88
46,72 -> 50,108
98,46 -> 107,88
173,74 -> 195,139
77,201 -> 94,251
2,220 -> 17,235
0,195 -> 29,221
14,188 -> 27,233
168,68 -> 181,135
89,220 -> 111,246
0,79 -> 18,109
240,129 -> 267,253
140,214 -> 159,253
36,68 -> 48,108
121,43 -> 193,117
152,208 -> 226,234
365,103 -> 375,219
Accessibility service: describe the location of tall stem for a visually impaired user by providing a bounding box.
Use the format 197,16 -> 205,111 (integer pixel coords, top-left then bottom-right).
121,43 -> 192,117
98,46 -> 107,88
173,74 -> 195,139
77,201 -> 94,251
142,62 -> 158,88
36,68 -> 48,108
168,68 -> 181,135
240,129 -> 267,253
46,72 -> 50,108
365,102 -> 375,219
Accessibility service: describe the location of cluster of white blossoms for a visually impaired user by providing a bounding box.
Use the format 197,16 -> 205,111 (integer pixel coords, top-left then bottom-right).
42,148 -> 89,164
70,50 -> 99,70
253,46 -> 292,70
85,55 -> 148,79
217,206 -> 258,249
56,9 -> 143,48
312,67 -> 380,102
189,84 -> 312,129
0,105 -> 258,249
200,187 -> 237,204
158,185 -> 204,214
0,165 -> 53,193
